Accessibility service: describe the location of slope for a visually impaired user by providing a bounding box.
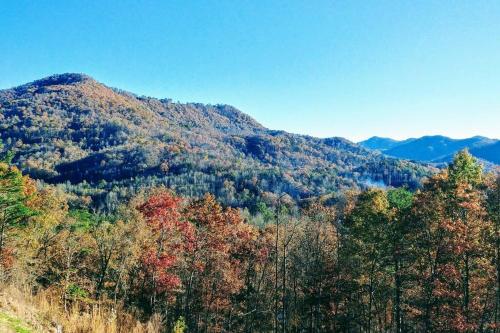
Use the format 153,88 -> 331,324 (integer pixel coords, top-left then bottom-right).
0,74 -> 433,210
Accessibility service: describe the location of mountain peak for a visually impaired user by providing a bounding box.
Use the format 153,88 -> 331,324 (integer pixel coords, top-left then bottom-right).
30,73 -> 93,87
358,136 -> 401,151
5,73 -> 96,94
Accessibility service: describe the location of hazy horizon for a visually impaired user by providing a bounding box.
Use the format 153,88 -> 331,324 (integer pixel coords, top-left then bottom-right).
2,1 -> 499,141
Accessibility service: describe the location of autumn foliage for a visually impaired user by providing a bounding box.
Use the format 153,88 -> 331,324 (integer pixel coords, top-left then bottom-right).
0,150 -> 498,332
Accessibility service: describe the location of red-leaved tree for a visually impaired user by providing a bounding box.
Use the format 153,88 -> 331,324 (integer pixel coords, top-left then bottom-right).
138,191 -> 195,312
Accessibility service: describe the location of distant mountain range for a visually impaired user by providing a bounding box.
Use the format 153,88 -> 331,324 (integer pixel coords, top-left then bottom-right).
359,135 -> 499,165
0,73 -> 432,210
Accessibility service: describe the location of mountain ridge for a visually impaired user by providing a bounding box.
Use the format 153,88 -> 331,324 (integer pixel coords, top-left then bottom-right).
0,73 -> 433,210
359,135 -> 499,164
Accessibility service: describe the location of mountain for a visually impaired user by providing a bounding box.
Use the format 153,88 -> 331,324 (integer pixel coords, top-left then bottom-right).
471,141 -> 500,164
360,135 -> 499,164
359,136 -> 415,151
0,73 -> 433,210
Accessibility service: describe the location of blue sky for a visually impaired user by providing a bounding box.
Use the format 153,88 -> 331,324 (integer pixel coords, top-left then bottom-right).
1,1 -> 499,141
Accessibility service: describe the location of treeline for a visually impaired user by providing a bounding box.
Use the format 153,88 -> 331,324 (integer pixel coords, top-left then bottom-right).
0,149 -> 498,332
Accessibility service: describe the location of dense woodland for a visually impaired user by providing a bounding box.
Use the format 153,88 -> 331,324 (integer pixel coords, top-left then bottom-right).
0,74 -> 498,332
0,74 -> 432,211
1,136 -> 499,332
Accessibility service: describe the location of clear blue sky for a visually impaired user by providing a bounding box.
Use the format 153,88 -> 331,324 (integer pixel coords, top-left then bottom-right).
1,1 -> 499,141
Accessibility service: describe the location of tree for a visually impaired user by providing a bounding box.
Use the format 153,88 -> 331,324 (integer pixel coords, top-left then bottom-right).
386,188 -> 413,333
90,217 -> 132,299
137,190 -> 193,315
184,194 -> 252,331
289,201 -> 338,332
15,187 -> 69,286
409,151 -> 495,331
342,189 -> 392,332
486,173 -> 500,330
0,141 -> 36,270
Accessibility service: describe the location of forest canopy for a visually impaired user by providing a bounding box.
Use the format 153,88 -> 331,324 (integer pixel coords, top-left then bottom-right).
0,147 -> 498,332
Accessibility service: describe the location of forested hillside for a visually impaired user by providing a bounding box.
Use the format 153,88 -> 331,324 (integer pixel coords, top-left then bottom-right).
0,145 -> 498,332
0,74 -> 432,211
3,74 -> 498,333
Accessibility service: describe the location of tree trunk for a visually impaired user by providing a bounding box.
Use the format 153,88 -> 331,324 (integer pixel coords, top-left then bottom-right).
394,256 -> 402,333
